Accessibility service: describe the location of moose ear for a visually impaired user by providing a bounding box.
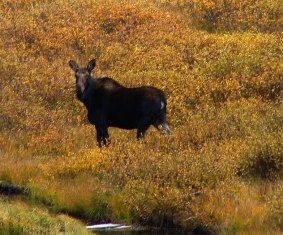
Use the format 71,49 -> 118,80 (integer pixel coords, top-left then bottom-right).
87,59 -> 96,73
69,60 -> 79,71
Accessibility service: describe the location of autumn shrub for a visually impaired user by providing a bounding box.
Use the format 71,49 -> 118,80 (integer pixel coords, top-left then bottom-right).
0,0 -> 282,234
237,138 -> 283,180
156,0 -> 283,32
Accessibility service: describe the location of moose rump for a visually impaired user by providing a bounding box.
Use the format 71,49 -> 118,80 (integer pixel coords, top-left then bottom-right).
69,59 -> 171,147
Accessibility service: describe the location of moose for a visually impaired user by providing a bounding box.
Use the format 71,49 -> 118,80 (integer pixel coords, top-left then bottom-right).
69,59 -> 171,147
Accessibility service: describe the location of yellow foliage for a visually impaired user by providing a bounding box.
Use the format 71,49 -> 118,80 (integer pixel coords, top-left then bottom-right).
0,0 -> 282,233
39,149 -> 107,178
157,0 -> 283,32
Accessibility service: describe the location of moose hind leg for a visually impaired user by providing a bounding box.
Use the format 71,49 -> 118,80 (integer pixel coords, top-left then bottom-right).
155,122 -> 171,135
153,116 -> 171,136
137,117 -> 152,139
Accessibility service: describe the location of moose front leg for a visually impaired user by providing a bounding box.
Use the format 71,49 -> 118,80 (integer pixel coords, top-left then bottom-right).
95,125 -> 109,147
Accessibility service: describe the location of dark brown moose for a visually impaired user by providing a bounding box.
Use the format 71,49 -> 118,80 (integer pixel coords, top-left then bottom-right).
69,59 -> 171,147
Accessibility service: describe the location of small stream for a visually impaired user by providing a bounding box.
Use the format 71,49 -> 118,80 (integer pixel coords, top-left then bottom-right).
87,223 -> 192,235
93,230 -> 187,235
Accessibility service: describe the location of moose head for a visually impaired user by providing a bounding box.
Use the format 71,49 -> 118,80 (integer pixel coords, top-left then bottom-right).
69,59 -> 96,100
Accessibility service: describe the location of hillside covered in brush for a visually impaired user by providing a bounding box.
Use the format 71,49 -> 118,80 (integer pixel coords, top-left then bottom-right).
0,0 -> 282,234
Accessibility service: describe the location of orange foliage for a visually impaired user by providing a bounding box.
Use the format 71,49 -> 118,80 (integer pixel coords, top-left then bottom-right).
0,0 -> 282,233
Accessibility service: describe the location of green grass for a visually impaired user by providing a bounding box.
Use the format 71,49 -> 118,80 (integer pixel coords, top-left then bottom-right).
0,197 -> 90,235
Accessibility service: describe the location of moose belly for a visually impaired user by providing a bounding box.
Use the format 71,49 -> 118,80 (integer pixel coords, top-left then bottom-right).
109,123 -> 137,130
107,112 -> 139,130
